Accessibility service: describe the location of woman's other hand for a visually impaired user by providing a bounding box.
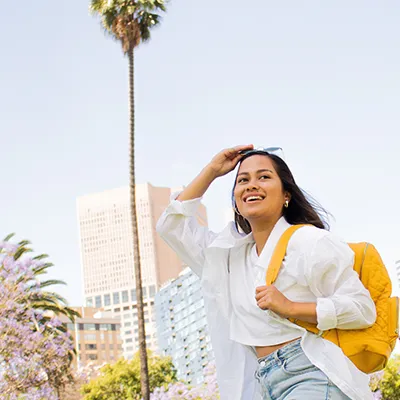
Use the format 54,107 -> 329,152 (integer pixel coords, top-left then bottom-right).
255,285 -> 294,318
207,145 -> 254,178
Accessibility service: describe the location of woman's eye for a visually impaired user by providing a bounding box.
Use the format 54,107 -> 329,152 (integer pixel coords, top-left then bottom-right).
260,175 -> 270,180
238,178 -> 247,184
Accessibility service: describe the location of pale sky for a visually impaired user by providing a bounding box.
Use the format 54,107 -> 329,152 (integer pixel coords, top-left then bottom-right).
0,1 -> 399,306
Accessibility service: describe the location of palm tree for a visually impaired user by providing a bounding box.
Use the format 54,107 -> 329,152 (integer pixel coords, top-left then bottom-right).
89,1 -> 166,398
1,234 -> 78,396
2,233 -> 80,322
1,234 -> 79,375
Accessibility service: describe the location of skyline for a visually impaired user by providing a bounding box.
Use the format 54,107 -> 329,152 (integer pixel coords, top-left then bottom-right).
76,183 -> 188,358
1,1 -> 399,305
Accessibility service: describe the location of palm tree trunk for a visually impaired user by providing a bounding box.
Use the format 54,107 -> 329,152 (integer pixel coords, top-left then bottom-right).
128,47 -> 150,400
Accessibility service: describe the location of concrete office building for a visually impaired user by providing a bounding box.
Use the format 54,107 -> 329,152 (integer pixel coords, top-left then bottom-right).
77,184 -> 207,359
62,307 -> 123,369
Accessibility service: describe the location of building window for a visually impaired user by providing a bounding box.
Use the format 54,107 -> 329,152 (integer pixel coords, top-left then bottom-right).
85,344 -> 97,350
104,294 -> 111,307
131,289 -> 136,302
85,324 -> 96,331
113,292 -> 120,305
95,296 -> 102,308
87,354 -> 98,360
84,333 -> 97,341
149,285 -> 156,297
86,297 -> 93,307
122,290 -> 129,303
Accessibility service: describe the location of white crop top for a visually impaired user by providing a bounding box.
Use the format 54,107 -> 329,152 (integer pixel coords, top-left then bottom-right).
229,241 -> 304,346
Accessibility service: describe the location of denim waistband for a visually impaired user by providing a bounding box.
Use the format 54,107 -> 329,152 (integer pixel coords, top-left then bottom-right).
257,338 -> 302,366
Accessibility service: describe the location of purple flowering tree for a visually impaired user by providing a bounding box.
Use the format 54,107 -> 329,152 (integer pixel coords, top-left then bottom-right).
150,362 -> 220,400
0,236 -> 76,399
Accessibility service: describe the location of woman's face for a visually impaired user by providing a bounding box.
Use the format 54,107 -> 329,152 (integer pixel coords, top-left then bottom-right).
233,155 -> 289,224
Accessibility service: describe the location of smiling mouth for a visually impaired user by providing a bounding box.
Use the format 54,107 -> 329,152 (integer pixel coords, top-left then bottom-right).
244,195 -> 265,203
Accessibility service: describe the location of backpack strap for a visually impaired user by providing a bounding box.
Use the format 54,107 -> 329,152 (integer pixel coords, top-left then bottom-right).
265,224 -> 334,338
265,225 -> 306,285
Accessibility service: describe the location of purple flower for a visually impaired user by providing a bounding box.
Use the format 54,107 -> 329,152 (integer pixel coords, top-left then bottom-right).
0,237 -> 75,397
150,362 -> 220,400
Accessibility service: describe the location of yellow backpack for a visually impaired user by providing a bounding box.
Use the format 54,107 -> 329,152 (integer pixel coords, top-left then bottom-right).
266,225 -> 399,374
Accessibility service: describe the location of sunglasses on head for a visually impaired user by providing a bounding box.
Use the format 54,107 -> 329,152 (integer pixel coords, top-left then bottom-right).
239,146 -> 285,161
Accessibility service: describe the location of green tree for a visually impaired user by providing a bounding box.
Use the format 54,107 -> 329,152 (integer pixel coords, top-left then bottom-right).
81,352 -> 177,400
88,2 -> 167,398
377,354 -> 400,400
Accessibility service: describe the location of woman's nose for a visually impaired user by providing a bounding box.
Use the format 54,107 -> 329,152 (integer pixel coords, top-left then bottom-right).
245,181 -> 259,191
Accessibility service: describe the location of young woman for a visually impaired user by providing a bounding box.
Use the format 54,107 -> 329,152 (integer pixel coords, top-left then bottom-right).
156,145 -> 376,400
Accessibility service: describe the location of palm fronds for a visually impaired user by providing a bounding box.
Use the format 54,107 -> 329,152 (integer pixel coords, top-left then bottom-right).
90,0 -> 166,53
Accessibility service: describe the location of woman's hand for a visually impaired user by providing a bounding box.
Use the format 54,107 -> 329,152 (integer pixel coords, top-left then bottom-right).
207,145 -> 254,178
256,285 -> 318,324
255,285 -> 294,318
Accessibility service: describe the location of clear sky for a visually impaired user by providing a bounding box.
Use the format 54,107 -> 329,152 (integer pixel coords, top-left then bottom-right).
1,1 -> 399,306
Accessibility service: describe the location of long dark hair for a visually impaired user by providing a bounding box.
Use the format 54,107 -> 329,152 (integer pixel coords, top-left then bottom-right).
232,151 -> 330,234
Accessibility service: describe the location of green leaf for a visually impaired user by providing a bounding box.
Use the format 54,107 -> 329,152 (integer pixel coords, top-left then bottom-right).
13,246 -> 33,260
17,239 -> 31,247
3,233 -> 15,242
38,279 -> 67,288
33,253 -> 50,261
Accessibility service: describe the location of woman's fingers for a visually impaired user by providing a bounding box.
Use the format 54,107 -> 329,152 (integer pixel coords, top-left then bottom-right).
226,144 -> 253,157
255,289 -> 269,301
234,144 -> 254,152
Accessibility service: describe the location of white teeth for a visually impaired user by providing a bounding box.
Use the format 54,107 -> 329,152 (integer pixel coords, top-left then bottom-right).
246,196 -> 263,202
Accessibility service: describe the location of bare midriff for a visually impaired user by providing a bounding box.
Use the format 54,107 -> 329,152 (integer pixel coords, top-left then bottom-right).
255,337 -> 301,359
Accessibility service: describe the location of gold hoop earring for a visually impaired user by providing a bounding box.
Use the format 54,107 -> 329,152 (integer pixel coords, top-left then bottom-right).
284,200 -> 289,208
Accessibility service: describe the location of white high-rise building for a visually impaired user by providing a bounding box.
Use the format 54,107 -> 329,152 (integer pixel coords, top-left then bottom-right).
155,268 -> 214,385
396,260 -> 400,290
77,184 -> 207,359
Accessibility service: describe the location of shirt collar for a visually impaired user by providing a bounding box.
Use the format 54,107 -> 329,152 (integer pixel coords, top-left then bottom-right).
255,217 -> 292,268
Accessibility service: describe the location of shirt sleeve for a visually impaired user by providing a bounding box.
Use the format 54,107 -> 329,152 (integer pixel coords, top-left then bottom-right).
304,233 -> 377,331
156,192 -> 217,277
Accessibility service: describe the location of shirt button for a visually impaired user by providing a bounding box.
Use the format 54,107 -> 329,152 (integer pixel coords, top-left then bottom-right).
260,361 -> 266,367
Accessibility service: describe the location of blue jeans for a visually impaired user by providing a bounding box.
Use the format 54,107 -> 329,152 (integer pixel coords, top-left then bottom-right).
255,339 -> 351,400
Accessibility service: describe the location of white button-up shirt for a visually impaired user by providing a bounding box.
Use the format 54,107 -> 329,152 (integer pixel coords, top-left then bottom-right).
156,194 -> 376,400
